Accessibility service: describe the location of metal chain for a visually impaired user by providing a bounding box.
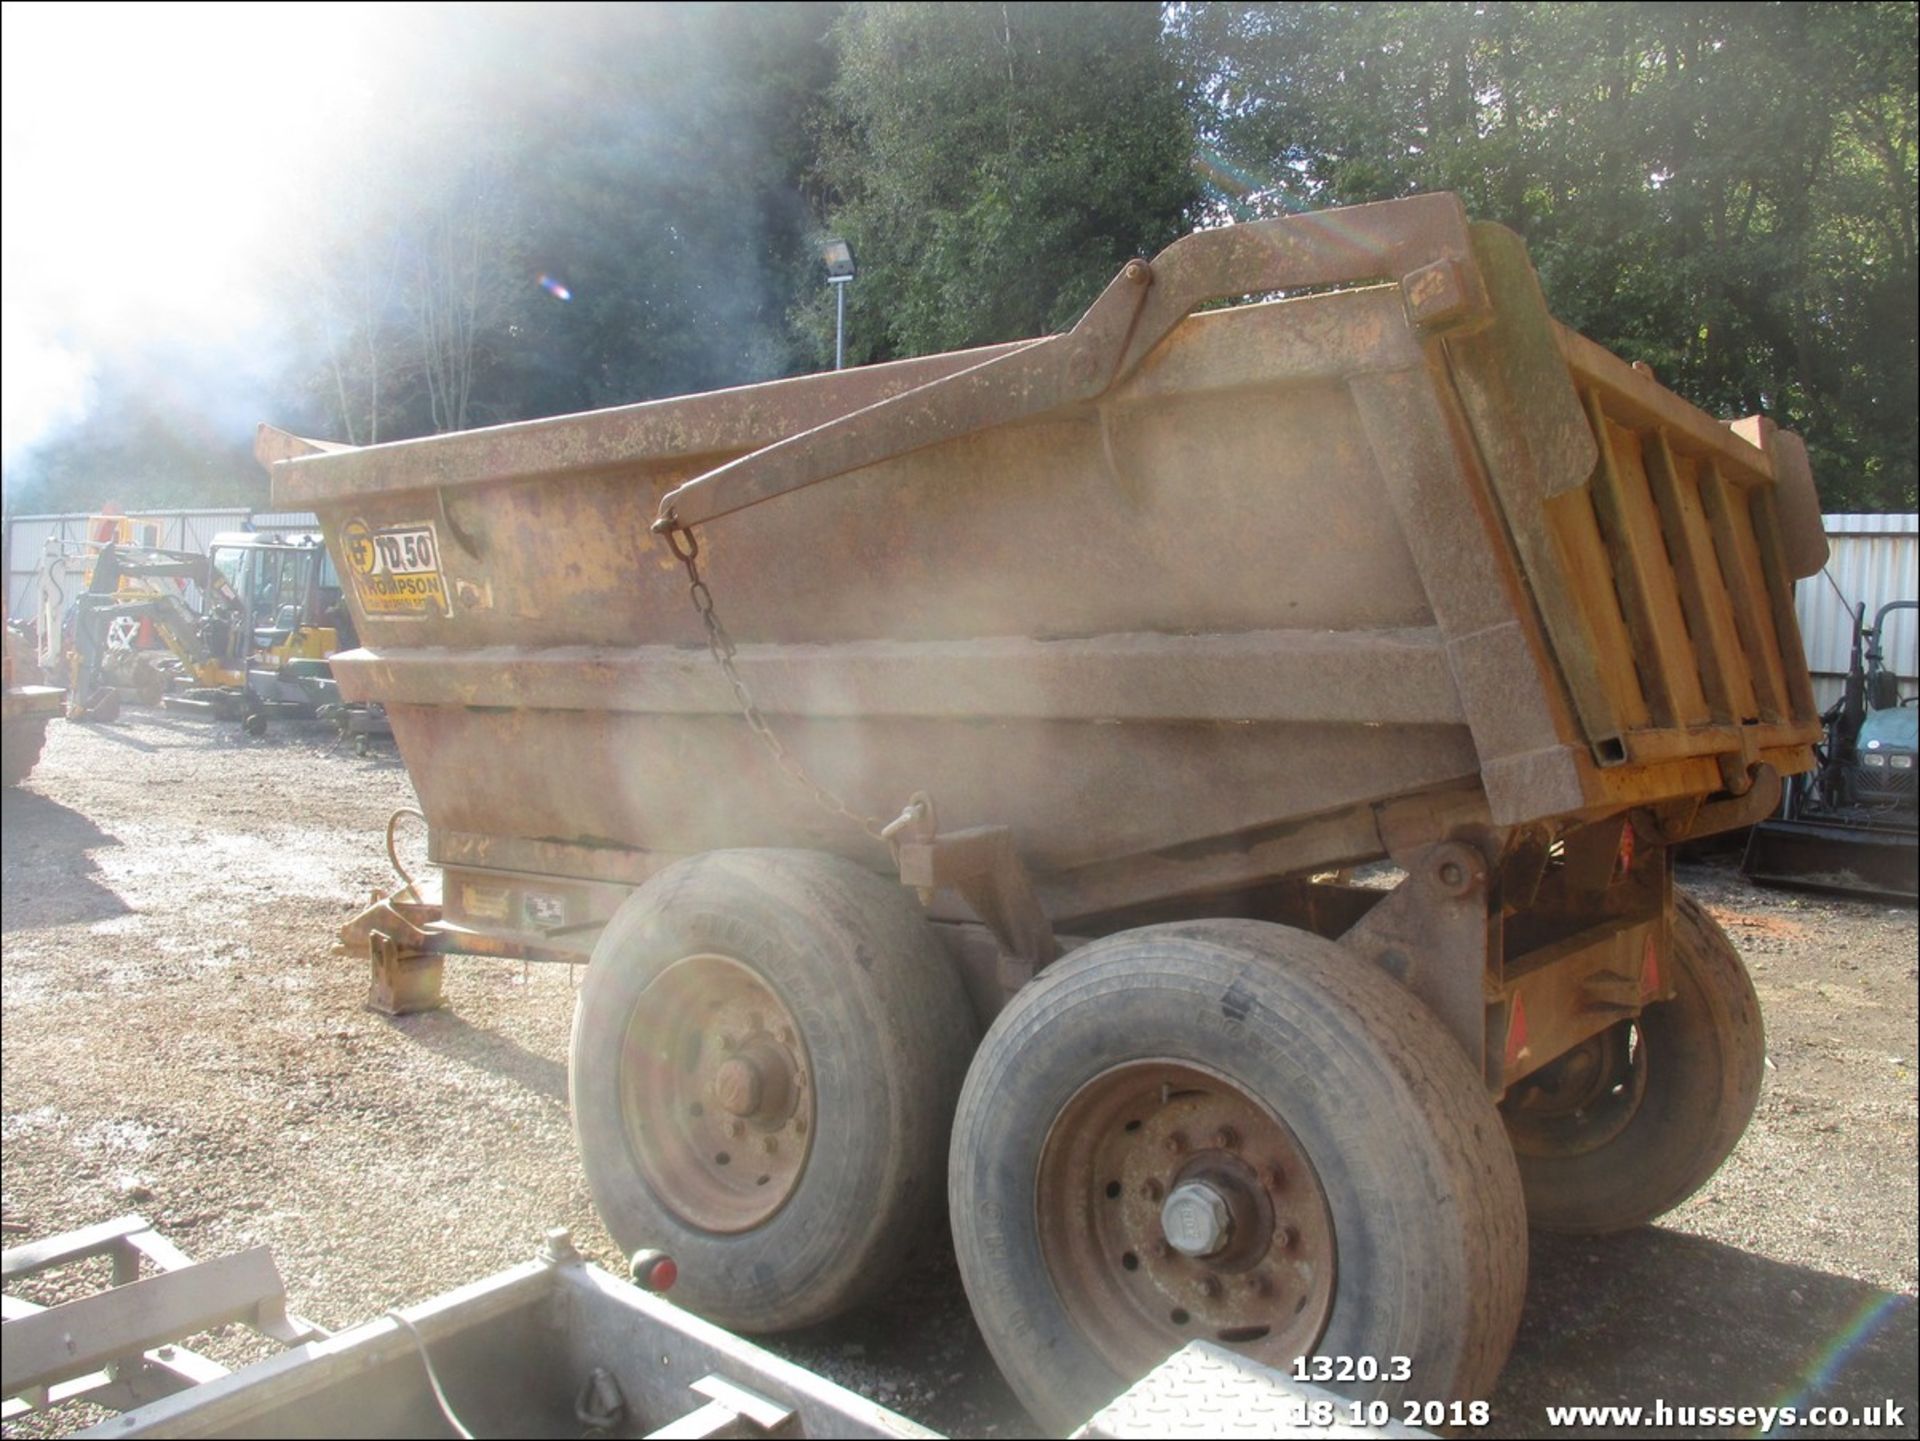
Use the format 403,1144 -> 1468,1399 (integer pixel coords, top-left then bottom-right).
661,522 -> 893,843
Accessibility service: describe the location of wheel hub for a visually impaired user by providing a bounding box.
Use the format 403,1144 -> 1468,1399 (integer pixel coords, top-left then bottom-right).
1162,1181 -> 1232,1257
1503,1019 -> 1647,1159
712,1040 -> 796,1121
619,955 -> 815,1234
1036,1060 -> 1337,1381
714,1057 -> 764,1116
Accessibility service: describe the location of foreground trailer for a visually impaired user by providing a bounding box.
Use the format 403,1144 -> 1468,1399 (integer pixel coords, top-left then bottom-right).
9,1221 -> 1405,1439
5,1223 -> 928,1439
260,193 -> 1827,1429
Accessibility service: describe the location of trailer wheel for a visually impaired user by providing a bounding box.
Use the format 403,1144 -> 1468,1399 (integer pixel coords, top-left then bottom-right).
950,920 -> 1526,1434
2,718 -> 51,786
571,849 -> 975,1332
1501,892 -> 1763,1233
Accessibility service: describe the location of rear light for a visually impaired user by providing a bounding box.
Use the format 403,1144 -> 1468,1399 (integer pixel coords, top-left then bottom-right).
630,1249 -> 677,1292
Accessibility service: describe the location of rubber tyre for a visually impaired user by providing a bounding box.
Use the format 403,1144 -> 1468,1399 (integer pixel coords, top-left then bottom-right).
131,657 -> 167,707
950,920 -> 1527,1435
2,718 -> 50,786
571,849 -> 976,1331
1505,892 -> 1764,1234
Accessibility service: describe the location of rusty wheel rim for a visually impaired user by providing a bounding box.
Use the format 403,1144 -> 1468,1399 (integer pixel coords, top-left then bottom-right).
1502,1020 -> 1646,1158
620,954 -> 815,1233
1036,1060 -> 1336,1380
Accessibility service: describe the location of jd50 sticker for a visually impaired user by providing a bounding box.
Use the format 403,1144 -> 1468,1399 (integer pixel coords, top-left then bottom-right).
342,519 -> 451,616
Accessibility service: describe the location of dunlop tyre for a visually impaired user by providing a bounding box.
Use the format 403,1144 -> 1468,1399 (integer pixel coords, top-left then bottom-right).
949,919 -> 1527,1435
570,849 -> 975,1331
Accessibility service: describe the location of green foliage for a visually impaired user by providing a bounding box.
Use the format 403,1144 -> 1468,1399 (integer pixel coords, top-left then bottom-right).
271,2 -> 842,438
813,2 -> 1199,360
3,358 -> 266,516
6,1 -> 1911,517
1173,1 -> 1919,510
492,2 -> 841,415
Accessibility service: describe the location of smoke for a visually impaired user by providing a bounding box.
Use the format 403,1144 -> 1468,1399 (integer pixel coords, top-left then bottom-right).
0,3 -> 386,483
3,2 -> 840,509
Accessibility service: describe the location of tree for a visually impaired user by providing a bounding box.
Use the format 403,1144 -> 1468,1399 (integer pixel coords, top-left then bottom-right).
1173,1 -> 1918,510
814,2 -> 1200,361
11,2 -> 1909,518
1,357 -> 265,515
490,2 -> 842,414
278,191 -> 409,448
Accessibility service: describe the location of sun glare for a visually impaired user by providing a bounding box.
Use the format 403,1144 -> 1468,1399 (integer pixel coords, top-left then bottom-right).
1,2 -> 391,463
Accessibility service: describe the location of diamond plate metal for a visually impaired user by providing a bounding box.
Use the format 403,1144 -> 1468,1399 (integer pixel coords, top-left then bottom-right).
1071,1341 -> 1433,1439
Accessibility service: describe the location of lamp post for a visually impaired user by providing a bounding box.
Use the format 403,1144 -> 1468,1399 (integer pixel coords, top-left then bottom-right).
821,238 -> 855,370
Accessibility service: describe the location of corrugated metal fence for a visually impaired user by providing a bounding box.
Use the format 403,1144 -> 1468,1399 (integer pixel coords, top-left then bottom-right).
5,509 -> 319,618
1797,514 -> 1918,714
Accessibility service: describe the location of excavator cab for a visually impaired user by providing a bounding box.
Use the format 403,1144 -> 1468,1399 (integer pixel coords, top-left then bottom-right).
200,533 -> 365,733
1744,598 -> 1919,901
204,533 -> 344,668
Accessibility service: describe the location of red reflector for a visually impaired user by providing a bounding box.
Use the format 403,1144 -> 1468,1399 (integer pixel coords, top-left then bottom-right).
1612,822 -> 1635,882
630,1249 -> 677,1292
1503,994 -> 1530,1073
1641,934 -> 1661,997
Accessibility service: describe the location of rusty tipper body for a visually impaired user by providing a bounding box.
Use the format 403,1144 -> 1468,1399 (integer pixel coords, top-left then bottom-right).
263,194 -> 1826,1429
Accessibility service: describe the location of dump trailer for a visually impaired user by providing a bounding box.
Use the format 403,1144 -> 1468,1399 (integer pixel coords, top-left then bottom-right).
260,194 -> 1827,1432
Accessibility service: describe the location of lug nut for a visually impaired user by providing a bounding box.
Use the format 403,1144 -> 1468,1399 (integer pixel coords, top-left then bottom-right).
762,1135 -> 779,1155
726,1120 -> 745,1139
1141,1178 -> 1164,1202
1262,1164 -> 1284,1190
1249,1273 -> 1273,1297
1152,1239 -> 1173,1260
1199,1274 -> 1222,1299
1213,1126 -> 1239,1150
792,1117 -> 808,1136
1276,1224 -> 1300,1251
1164,1131 -> 1187,1156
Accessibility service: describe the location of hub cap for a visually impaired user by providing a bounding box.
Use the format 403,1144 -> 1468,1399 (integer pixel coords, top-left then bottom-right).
1036,1060 -> 1337,1379
619,954 -> 815,1233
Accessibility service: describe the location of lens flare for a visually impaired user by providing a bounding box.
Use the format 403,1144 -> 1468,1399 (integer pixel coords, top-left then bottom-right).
537,273 -> 572,301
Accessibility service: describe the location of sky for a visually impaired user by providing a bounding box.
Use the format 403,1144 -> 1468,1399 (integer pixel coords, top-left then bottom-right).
0,2 -> 393,469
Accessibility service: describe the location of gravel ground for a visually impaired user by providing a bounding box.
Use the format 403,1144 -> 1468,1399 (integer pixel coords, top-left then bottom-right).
3,711 -> 1915,1438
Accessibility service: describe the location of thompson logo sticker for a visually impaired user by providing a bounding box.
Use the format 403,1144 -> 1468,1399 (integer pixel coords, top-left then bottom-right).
343,518 -> 450,616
